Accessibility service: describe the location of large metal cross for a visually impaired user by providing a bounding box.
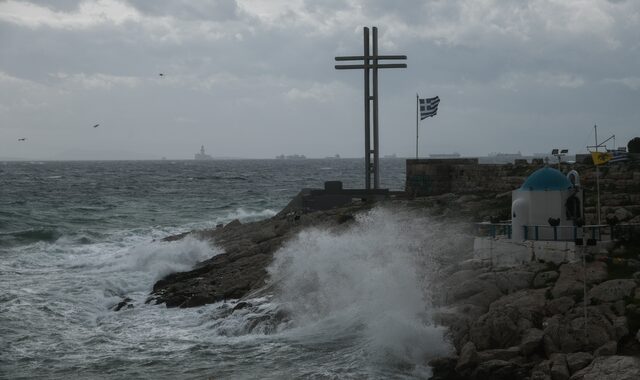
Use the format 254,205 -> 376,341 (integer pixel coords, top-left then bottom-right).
335,26 -> 407,190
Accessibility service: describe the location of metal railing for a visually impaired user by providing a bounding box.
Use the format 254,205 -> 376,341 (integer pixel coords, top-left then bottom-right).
474,223 -> 619,242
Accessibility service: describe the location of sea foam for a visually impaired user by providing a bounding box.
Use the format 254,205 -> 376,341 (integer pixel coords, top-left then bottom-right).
267,207 -> 464,368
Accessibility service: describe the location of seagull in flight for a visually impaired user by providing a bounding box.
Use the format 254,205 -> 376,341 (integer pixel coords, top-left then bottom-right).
92,124 -> 99,128
18,138 -> 26,141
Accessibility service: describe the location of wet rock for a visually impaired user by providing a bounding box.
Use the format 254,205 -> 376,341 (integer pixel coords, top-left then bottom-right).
152,203 -> 374,308
566,352 -> 593,374
111,297 -> 133,311
428,356 -> 462,380
570,355 -> 640,380
455,341 -> 478,374
588,279 -> 637,304
470,359 -> 528,380
232,301 -> 252,312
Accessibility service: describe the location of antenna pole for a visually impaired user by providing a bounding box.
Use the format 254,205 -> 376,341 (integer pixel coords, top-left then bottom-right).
595,124 -> 601,224
416,94 -> 419,159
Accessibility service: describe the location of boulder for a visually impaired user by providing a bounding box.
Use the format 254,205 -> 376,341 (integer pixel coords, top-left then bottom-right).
470,359 -> 529,380
566,352 -> 593,374
570,355 -> 640,380
614,208 -> 633,222
550,353 -> 570,380
552,262 -> 608,300
520,328 -> 545,356
594,341 -> 617,357
543,306 -> 616,354
534,271 -> 560,288
588,279 -> 637,304
478,270 -> 535,295
455,341 -> 478,374
476,346 -> 520,362
428,356 -> 461,380
613,316 -> 629,340
546,297 -> 576,316
469,289 -> 547,350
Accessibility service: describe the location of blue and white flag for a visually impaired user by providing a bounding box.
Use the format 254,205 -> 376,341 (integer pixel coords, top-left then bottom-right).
609,151 -> 629,163
419,96 -> 440,120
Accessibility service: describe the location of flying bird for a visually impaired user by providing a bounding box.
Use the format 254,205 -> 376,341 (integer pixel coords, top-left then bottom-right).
18,138 -> 26,141
159,73 -> 164,77
92,124 -> 99,128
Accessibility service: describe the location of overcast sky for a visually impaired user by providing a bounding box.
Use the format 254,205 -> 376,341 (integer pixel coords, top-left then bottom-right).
1,0 -> 639,160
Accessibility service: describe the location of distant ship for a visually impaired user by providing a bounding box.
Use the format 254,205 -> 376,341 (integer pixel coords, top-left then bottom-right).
195,145 -> 213,160
429,153 -> 461,159
276,154 -> 306,160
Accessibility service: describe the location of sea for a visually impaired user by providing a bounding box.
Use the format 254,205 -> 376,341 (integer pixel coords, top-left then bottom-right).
0,159 -> 456,379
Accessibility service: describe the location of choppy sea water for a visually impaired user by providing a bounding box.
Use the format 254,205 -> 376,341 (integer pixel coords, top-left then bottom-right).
0,159 -> 455,379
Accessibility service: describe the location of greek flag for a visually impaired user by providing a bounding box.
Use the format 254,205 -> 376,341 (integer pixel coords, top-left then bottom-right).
609,151 -> 629,163
419,96 -> 440,120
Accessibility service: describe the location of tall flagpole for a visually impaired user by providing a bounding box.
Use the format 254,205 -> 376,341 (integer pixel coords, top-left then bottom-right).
416,94 -> 419,159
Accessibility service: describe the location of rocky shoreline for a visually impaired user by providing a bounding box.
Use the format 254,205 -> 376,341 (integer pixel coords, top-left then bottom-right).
146,183 -> 640,379
429,249 -> 640,379
148,201 -> 371,308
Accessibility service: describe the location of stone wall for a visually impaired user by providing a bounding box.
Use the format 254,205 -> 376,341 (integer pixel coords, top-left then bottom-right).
406,155 -> 640,224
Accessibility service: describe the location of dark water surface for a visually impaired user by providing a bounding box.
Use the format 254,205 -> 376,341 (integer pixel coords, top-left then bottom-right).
0,159 -> 451,379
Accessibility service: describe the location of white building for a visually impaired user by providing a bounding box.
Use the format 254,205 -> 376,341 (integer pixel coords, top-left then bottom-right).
474,167 -> 609,266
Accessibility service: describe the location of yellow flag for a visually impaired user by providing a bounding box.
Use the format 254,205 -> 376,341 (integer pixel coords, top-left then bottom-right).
591,151 -> 612,165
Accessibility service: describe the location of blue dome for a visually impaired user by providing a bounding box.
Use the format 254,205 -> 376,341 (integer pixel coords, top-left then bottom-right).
520,167 -> 573,191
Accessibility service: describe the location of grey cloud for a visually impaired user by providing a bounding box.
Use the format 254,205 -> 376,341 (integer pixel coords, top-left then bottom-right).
1,0 -> 639,160
126,0 -> 239,21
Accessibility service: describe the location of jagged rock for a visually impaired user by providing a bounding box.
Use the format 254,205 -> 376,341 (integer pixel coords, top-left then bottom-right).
594,341 -> 617,357
476,346 -> 520,362
570,355 -> 640,380
534,271 -> 560,288
532,359 -> 553,380
445,276 -> 504,311
614,208 -> 633,222
550,353 -> 570,380
521,328 -> 545,355
111,297 -> 133,311
543,306 -> 616,354
551,262 -> 608,299
232,301 -> 252,311
223,219 -> 242,229
478,270 -> 535,295
613,300 -> 626,316
588,279 -> 637,304
613,316 -> 629,340
469,289 -> 547,350
470,359 -> 529,380
566,352 -> 593,374
456,341 -> 478,374
546,297 -> 576,316
429,356 -> 461,380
